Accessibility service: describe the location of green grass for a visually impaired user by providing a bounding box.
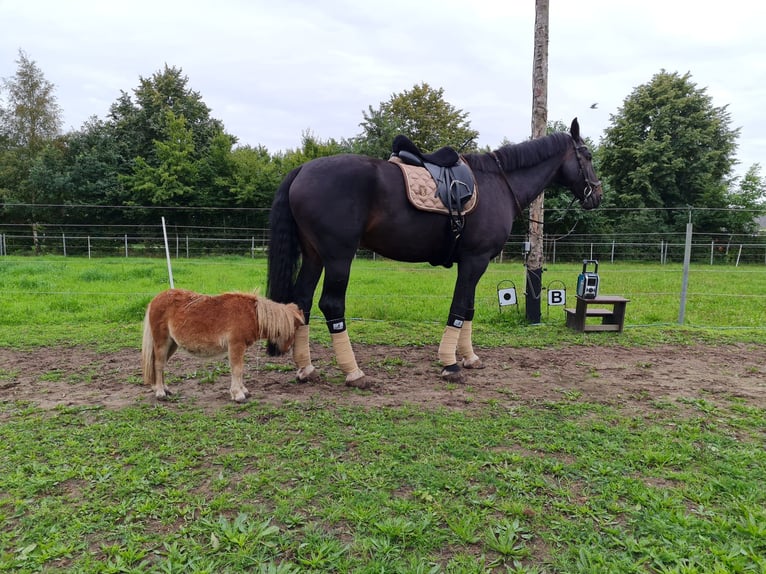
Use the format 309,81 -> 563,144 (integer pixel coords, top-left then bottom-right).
0,255 -> 764,349
1,256 -> 766,571
1,399 -> 765,572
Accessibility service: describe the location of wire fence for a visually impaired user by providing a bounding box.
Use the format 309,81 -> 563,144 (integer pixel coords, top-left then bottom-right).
1,223 -> 765,265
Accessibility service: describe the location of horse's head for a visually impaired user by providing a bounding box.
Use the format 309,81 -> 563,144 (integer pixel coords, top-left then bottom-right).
557,118 -> 603,210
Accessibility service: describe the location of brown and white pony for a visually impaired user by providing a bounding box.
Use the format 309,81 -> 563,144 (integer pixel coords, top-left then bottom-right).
141,289 -> 304,402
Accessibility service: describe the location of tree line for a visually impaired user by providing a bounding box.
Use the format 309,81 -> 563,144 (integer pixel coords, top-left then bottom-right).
1,49 -> 764,242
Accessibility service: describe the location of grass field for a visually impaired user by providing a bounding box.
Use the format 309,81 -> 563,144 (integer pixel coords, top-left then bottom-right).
1,256 -> 765,572
0,255 -> 765,349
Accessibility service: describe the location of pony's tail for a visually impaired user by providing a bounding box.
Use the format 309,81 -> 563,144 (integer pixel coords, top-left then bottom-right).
141,304 -> 156,387
267,166 -> 303,306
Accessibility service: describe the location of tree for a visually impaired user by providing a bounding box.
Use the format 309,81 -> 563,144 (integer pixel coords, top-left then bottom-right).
108,65 -> 227,166
0,49 -> 64,223
0,49 -> 62,152
120,111 -> 198,205
713,163 -> 766,234
353,82 -> 479,159
599,70 -> 739,233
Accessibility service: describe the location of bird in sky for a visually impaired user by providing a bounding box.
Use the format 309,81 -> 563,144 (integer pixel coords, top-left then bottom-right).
590,102 -> 598,109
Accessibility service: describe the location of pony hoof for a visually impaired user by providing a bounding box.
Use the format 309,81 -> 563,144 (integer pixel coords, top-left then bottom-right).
461,355 -> 484,369
233,395 -> 248,403
440,363 -> 466,384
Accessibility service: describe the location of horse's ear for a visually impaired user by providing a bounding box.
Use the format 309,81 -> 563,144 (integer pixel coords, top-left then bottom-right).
570,118 -> 580,140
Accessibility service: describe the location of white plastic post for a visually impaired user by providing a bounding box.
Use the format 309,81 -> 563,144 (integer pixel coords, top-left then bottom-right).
162,217 -> 175,288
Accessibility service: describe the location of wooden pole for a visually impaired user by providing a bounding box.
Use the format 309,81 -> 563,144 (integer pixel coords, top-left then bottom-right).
527,0 -> 549,324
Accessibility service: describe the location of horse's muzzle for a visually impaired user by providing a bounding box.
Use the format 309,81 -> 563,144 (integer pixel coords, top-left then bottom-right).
581,184 -> 603,210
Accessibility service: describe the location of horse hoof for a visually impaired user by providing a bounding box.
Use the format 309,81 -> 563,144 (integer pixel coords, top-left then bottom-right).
297,365 -> 320,383
345,369 -> 369,389
440,363 -> 466,384
462,355 -> 484,369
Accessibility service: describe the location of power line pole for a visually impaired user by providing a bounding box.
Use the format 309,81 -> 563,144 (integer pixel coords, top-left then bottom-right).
527,0 -> 549,324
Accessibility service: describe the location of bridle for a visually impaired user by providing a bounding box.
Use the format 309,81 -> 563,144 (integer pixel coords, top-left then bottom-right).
491,134 -> 600,227
572,138 -> 601,204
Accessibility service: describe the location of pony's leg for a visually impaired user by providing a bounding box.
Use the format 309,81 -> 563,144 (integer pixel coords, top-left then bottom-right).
227,342 -> 248,402
153,339 -> 176,399
318,260 -> 366,388
154,338 -> 178,400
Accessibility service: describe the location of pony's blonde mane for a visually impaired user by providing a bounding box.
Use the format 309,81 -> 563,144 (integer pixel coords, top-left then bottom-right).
255,296 -> 300,348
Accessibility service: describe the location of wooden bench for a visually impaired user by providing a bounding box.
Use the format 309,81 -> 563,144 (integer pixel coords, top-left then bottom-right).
565,295 -> 630,333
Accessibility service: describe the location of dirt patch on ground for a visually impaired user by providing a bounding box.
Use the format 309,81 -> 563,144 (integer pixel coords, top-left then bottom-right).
1,343 -> 764,414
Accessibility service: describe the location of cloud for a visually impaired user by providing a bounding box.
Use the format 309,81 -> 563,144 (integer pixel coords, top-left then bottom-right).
1,0 -> 763,174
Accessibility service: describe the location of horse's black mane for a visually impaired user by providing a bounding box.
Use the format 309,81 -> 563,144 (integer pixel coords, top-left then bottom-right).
464,131 -> 572,172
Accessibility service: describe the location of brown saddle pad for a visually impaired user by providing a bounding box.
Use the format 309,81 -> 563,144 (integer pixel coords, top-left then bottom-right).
389,156 -> 478,215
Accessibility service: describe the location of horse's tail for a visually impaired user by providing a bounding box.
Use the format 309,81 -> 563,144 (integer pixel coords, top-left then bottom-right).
141,303 -> 156,387
267,166 -> 303,305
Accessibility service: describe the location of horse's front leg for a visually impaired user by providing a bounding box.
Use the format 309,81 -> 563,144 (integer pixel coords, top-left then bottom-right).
319,259 -> 367,388
292,257 -> 323,382
227,342 -> 249,402
439,259 -> 489,382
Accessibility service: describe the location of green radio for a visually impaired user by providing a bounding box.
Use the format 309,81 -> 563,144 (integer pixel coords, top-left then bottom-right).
576,259 -> 599,299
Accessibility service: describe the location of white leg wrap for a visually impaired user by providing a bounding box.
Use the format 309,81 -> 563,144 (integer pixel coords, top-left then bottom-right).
331,331 -> 365,381
292,324 -> 316,380
438,325 -> 461,366
457,320 -> 481,367
292,324 -> 311,368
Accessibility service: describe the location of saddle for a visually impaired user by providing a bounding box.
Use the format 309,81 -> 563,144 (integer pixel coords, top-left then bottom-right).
389,135 -> 478,268
389,135 -> 477,218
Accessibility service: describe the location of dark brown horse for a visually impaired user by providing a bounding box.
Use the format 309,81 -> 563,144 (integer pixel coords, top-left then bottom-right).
267,118 -> 602,387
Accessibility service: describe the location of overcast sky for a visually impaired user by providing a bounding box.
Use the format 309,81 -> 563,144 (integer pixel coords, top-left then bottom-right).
2,0 -> 765,176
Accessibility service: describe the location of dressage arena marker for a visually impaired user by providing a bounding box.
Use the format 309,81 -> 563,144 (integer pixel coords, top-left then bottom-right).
497,280 -> 520,317
544,279 -> 567,319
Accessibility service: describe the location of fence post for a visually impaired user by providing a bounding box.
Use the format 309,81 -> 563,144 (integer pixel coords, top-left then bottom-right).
62,233 -> 67,257
124,234 -> 128,257
678,221 -> 693,324
735,245 -> 742,267
710,240 -> 714,265
87,236 -> 91,259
